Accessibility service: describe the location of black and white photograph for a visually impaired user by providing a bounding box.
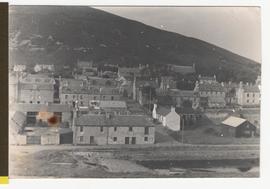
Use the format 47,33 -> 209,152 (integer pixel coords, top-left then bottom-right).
8,5 -> 261,178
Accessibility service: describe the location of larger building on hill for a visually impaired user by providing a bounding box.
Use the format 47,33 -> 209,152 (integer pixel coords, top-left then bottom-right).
17,74 -> 55,104
194,80 -> 226,108
236,82 -> 260,107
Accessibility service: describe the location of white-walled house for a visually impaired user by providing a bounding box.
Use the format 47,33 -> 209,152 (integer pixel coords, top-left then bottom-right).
153,104 -> 181,131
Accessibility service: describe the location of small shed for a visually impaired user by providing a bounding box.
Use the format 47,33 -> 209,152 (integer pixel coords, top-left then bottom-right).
222,116 -> 256,137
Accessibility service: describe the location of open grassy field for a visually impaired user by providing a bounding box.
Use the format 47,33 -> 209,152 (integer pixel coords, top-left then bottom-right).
9,143 -> 259,178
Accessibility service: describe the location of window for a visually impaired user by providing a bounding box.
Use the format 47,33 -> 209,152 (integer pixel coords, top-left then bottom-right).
129,127 -> 133,132
80,95 -> 83,99
113,137 -> 117,142
144,137 -> 148,141
100,126 -> 104,132
73,95 -> 76,99
144,127 -> 149,135
37,101 -> 40,104
103,96 -> 105,100
80,126 -> 83,132
79,136 -> 83,142
80,101 -> 83,105
111,96 -> 114,100
247,93 -> 249,97
93,96 -> 96,100
253,93 -> 255,97
114,127 -> 117,132
247,99 -> 249,103
30,101 -> 33,104
65,95 -> 68,99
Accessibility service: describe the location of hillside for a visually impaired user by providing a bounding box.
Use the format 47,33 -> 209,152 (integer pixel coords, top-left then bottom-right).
9,6 -> 261,82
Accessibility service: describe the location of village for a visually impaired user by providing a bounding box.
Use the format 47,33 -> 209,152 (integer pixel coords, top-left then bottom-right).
8,60 -> 261,178
9,61 -> 261,146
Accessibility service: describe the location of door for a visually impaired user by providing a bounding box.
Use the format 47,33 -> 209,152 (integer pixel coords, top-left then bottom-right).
125,137 -> 129,144
131,137 -> 136,144
90,136 -> 94,145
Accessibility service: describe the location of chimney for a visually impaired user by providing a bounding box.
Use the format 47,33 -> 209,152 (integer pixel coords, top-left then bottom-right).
133,76 -> 136,101
239,81 -> 243,88
152,104 -> 157,119
221,82 -> 224,87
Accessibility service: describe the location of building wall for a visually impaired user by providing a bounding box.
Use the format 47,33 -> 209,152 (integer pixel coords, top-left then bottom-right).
19,89 -> 54,104
165,111 -> 181,131
75,126 -> 155,145
199,91 -> 225,108
62,112 -> 72,123
236,89 -> 260,106
60,93 -> 121,106
41,134 -> 60,145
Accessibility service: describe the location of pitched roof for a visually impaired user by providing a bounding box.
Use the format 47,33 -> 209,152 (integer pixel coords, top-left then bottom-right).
156,106 -> 171,116
20,83 -> 54,90
11,103 -> 72,112
76,115 -> 154,127
208,97 -> 226,104
19,73 -> 55,84
169,89 -> 195,97
136,80 -> 159,88
222,116 -> 247,127
61,86 -> 120,95
11,111 -> 26,126
176,107 -> 201,115
198,83 -> 225,92
99,101 -> 127,108
242,85 -> 260,93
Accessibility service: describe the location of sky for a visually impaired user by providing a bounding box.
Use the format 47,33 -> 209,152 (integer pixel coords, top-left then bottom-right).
95,7 -> 261,63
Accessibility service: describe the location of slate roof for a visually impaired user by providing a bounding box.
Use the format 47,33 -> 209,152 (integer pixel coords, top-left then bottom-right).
11,103 -> 72,112
156,106 -> 172,116
20,73 -> 55,84
136,80 -> 159,88
61,86 -> 120,95
11,111 -> 26,127
198,83 -> 225,92
99,101 -> 127,108
169,89 -> 195,97
208,97 -> 226,104
76,115 -> 154,127
222,116 -> 247,127
20,83 -> 54,90
176,107 -> 201,115
242,85 -> 260,93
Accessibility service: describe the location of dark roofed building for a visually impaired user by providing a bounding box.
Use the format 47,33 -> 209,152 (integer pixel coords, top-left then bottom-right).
194,82 -> 226,108
10,103 -> 72,126
236,82 -> 260,107
221,116 -> 257,137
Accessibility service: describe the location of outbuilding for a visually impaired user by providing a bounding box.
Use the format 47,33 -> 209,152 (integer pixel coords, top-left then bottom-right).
221,116 -> 256,137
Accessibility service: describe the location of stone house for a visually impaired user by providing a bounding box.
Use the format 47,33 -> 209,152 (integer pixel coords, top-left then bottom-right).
236,82 -> 260,107
74,114 -> 155,145
153,105 -> 181,131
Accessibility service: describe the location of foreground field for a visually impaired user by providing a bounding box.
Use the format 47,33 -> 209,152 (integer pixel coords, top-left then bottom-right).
10,144 -> 259,178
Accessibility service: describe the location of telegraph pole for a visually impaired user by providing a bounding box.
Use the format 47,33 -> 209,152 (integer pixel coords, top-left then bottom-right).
181,117 -> 185,144
72,100 -> 78,145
